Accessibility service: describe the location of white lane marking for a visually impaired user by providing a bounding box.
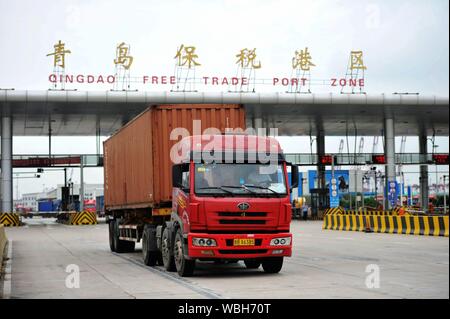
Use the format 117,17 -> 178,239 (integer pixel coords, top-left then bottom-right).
335,237 -> 355,240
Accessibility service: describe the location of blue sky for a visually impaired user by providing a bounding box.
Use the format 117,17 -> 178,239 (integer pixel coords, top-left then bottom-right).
1,0 -> 448,196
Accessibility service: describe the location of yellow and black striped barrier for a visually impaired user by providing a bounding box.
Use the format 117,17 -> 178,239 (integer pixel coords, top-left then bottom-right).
323,214 -> 449,237
323,207 -> 406,216
0,213 -> 21,227
365,215 -> 449,236
57,211 -> 97,225
323,214 -> 366,232
340,210 -> 401,216
323,207 -> 345,215
68,211 -> 97,225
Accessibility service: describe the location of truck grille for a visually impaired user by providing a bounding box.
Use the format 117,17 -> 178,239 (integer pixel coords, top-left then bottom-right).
218,212 -> 267,217
217,212 -> 268,225
219,220 -> 265,225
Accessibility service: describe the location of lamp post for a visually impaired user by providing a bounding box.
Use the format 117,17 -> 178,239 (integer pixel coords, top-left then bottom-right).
370,167 -> 378,208
362,175 -> 368,209
400,171 -> 405,206
367,167 -> 382,209
427,137 -> 438,195
433,145 -> 439,195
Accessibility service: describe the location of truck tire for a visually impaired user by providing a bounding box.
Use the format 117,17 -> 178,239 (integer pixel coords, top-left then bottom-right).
262,257 -> 284,274
142,225 -> 158,266
174,229 -> 195,277
162,227 -> 176,271
244,259 -> 261,269
157,253 -> 164,266
109,220 -> 116,252
113,219 -> 135,253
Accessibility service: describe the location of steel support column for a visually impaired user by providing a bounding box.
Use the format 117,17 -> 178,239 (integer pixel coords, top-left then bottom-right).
384,116 -> 396,209
253,118 -> 262,128
419,134 -> 429,212
316,130 -> 326,190
1,107 -> 13,212
264,118 -> 271,136
253,117 -> 265,136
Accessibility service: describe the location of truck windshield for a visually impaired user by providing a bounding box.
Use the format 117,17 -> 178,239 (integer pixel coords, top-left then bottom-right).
194,163 -> 287,196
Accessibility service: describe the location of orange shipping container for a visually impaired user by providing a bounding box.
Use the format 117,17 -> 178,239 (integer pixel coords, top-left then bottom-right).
103,104 -> 245,210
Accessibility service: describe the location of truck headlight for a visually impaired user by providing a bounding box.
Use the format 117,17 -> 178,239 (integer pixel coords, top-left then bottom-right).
192,237 -> 217,247
270,237 -> 291,246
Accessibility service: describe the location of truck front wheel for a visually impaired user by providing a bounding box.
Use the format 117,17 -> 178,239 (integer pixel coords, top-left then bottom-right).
244,259 -> 261,269
262,257 -> 284,274
162,227 -> 176,271
174,229 -> 195,277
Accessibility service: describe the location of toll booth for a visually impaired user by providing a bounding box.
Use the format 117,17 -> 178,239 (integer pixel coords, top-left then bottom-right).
310,188 -> 329,218
61,186 -> 70,211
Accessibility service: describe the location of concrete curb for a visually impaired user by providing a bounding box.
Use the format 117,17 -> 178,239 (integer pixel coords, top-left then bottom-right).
1,240 -> 12,299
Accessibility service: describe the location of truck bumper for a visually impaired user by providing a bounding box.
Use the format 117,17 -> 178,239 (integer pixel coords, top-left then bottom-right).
187,233 -> 292,259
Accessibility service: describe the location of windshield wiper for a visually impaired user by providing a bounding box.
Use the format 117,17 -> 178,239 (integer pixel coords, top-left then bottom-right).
196,186 -> 234,194
220,185 -> 257,194
243,184 -> 280,194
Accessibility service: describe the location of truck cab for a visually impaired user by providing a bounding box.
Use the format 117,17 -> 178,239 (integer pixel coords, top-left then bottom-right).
164,134 -> 298,276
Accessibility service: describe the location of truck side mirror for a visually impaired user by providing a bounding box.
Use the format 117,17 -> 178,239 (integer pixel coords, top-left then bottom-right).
172,164 -> 183,188
289,164 -> 299,191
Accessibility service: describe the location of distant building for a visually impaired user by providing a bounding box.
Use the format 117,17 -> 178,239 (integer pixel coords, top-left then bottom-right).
16,192 -> 41,212
15,184 -> 104,212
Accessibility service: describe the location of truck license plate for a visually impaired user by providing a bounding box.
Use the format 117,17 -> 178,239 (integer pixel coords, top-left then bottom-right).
233,238 -> 255,246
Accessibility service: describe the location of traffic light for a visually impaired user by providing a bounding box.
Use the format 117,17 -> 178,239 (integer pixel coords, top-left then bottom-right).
319,155 -> 332,165
319,155 -> 338,165
333,155 -> 338,165
372,155 -> 386,164
432,154 -> 449,165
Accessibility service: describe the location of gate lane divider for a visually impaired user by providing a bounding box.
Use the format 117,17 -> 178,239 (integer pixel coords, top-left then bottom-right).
0,213 -> 21,227
323,212 -> 448,237
56,211 -> 97,225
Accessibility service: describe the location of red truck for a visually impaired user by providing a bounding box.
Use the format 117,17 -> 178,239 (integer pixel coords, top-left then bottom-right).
83,199 -> 96,213
104,104 -> 298,276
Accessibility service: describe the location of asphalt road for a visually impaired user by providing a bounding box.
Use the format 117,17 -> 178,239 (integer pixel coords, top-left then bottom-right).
3,217 -> 449,299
